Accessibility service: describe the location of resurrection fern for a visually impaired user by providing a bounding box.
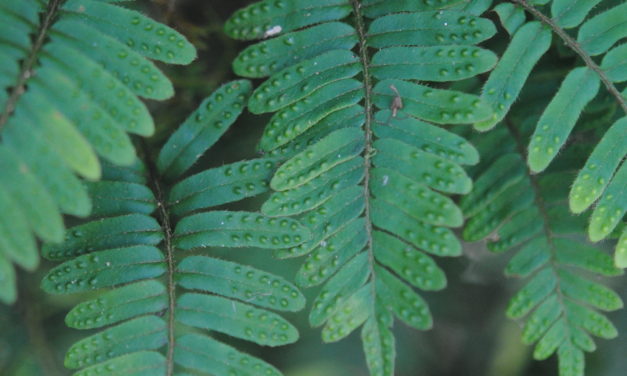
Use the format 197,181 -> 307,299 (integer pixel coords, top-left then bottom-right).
39,81 -> 310,376
0,0 -> 195,304
459,75 -> 624,376
225,0 -> 498,374
481,0 -> 627,263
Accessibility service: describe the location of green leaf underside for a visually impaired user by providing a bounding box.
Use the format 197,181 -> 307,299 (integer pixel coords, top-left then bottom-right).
0,0 -> 196,304
462,123 -> 624,376
476,0 -> 627,273
474,22 -> 552,131
528,68 -> 600,173
476,0 -> 627,209
569,117 -> 626,243
228,1 -> 493,375
40,82 -> 308,375
494,3 -> 525,35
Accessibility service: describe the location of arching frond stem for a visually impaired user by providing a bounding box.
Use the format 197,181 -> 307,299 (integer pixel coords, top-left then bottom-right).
511,0 -> 627,114
143,144 -> 177,376
0,0 -> 63,131
350,0 -> 377,299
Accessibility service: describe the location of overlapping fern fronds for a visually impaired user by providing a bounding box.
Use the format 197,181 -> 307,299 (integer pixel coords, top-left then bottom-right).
0,0 -> 196,303
482,0 -> 626,265
460,72 -> 624,376
225,0 -> 499,374
40,81 -> 310,376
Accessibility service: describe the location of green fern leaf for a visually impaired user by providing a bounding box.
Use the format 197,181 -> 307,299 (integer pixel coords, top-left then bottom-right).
477,0 -> 627,269
226,1 -> 497,374
576,2 -> 627,56
569,116 -> 626,259
527,67 -> 600,172
451,0 -> 494,15
601,44 -> 627,82
225,0 -> 352,40
0,0 -> 196,304
65,280 -> 167,330
361,0 -> 465,17
40,81 -> 309,375
73,351 -> 166,376
175,333 -> 282,376
494,3 -> 526,35
551,0 -> 603,29
616,226 -> 627,268
367,11 -> 496,48
157,80 -> 252,180
461,119 -> 624,376
476,0 -> 626,158
373,79 -> 492,124
474,21 -> 552,131
168,158 -> 279,217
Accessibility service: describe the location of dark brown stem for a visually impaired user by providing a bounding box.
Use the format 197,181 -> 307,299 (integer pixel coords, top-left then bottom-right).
511,0 -> 627,114
505,120 -> 570,330
142,144 -> 176,376
350,0 -> 377,297
0,0 -> 63,132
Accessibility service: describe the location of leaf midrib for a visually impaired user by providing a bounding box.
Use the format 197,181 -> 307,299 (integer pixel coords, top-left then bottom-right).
350,0 -> 377,310
143,142 -> 177,376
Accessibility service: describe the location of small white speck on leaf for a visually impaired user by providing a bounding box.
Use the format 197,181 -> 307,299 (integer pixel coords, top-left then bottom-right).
264,25 -> 282,38
382,175 -> 389,186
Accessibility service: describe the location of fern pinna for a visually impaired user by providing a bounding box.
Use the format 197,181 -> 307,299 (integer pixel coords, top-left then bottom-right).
40,81 -> 310,376
458,64 -> 624,375
483,0 -> 627,266
225,0 -> 498,374
0,0 -> 195,304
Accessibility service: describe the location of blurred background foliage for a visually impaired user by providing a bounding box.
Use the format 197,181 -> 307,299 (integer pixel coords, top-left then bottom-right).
0,1 -> 625,375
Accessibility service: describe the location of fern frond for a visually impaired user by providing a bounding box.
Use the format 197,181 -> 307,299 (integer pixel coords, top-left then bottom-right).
40,81 -> 309,376
226,1 -> 498,374
0,0 -> 196,304
476,0 -> 626,265
461,118 -> 624,376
